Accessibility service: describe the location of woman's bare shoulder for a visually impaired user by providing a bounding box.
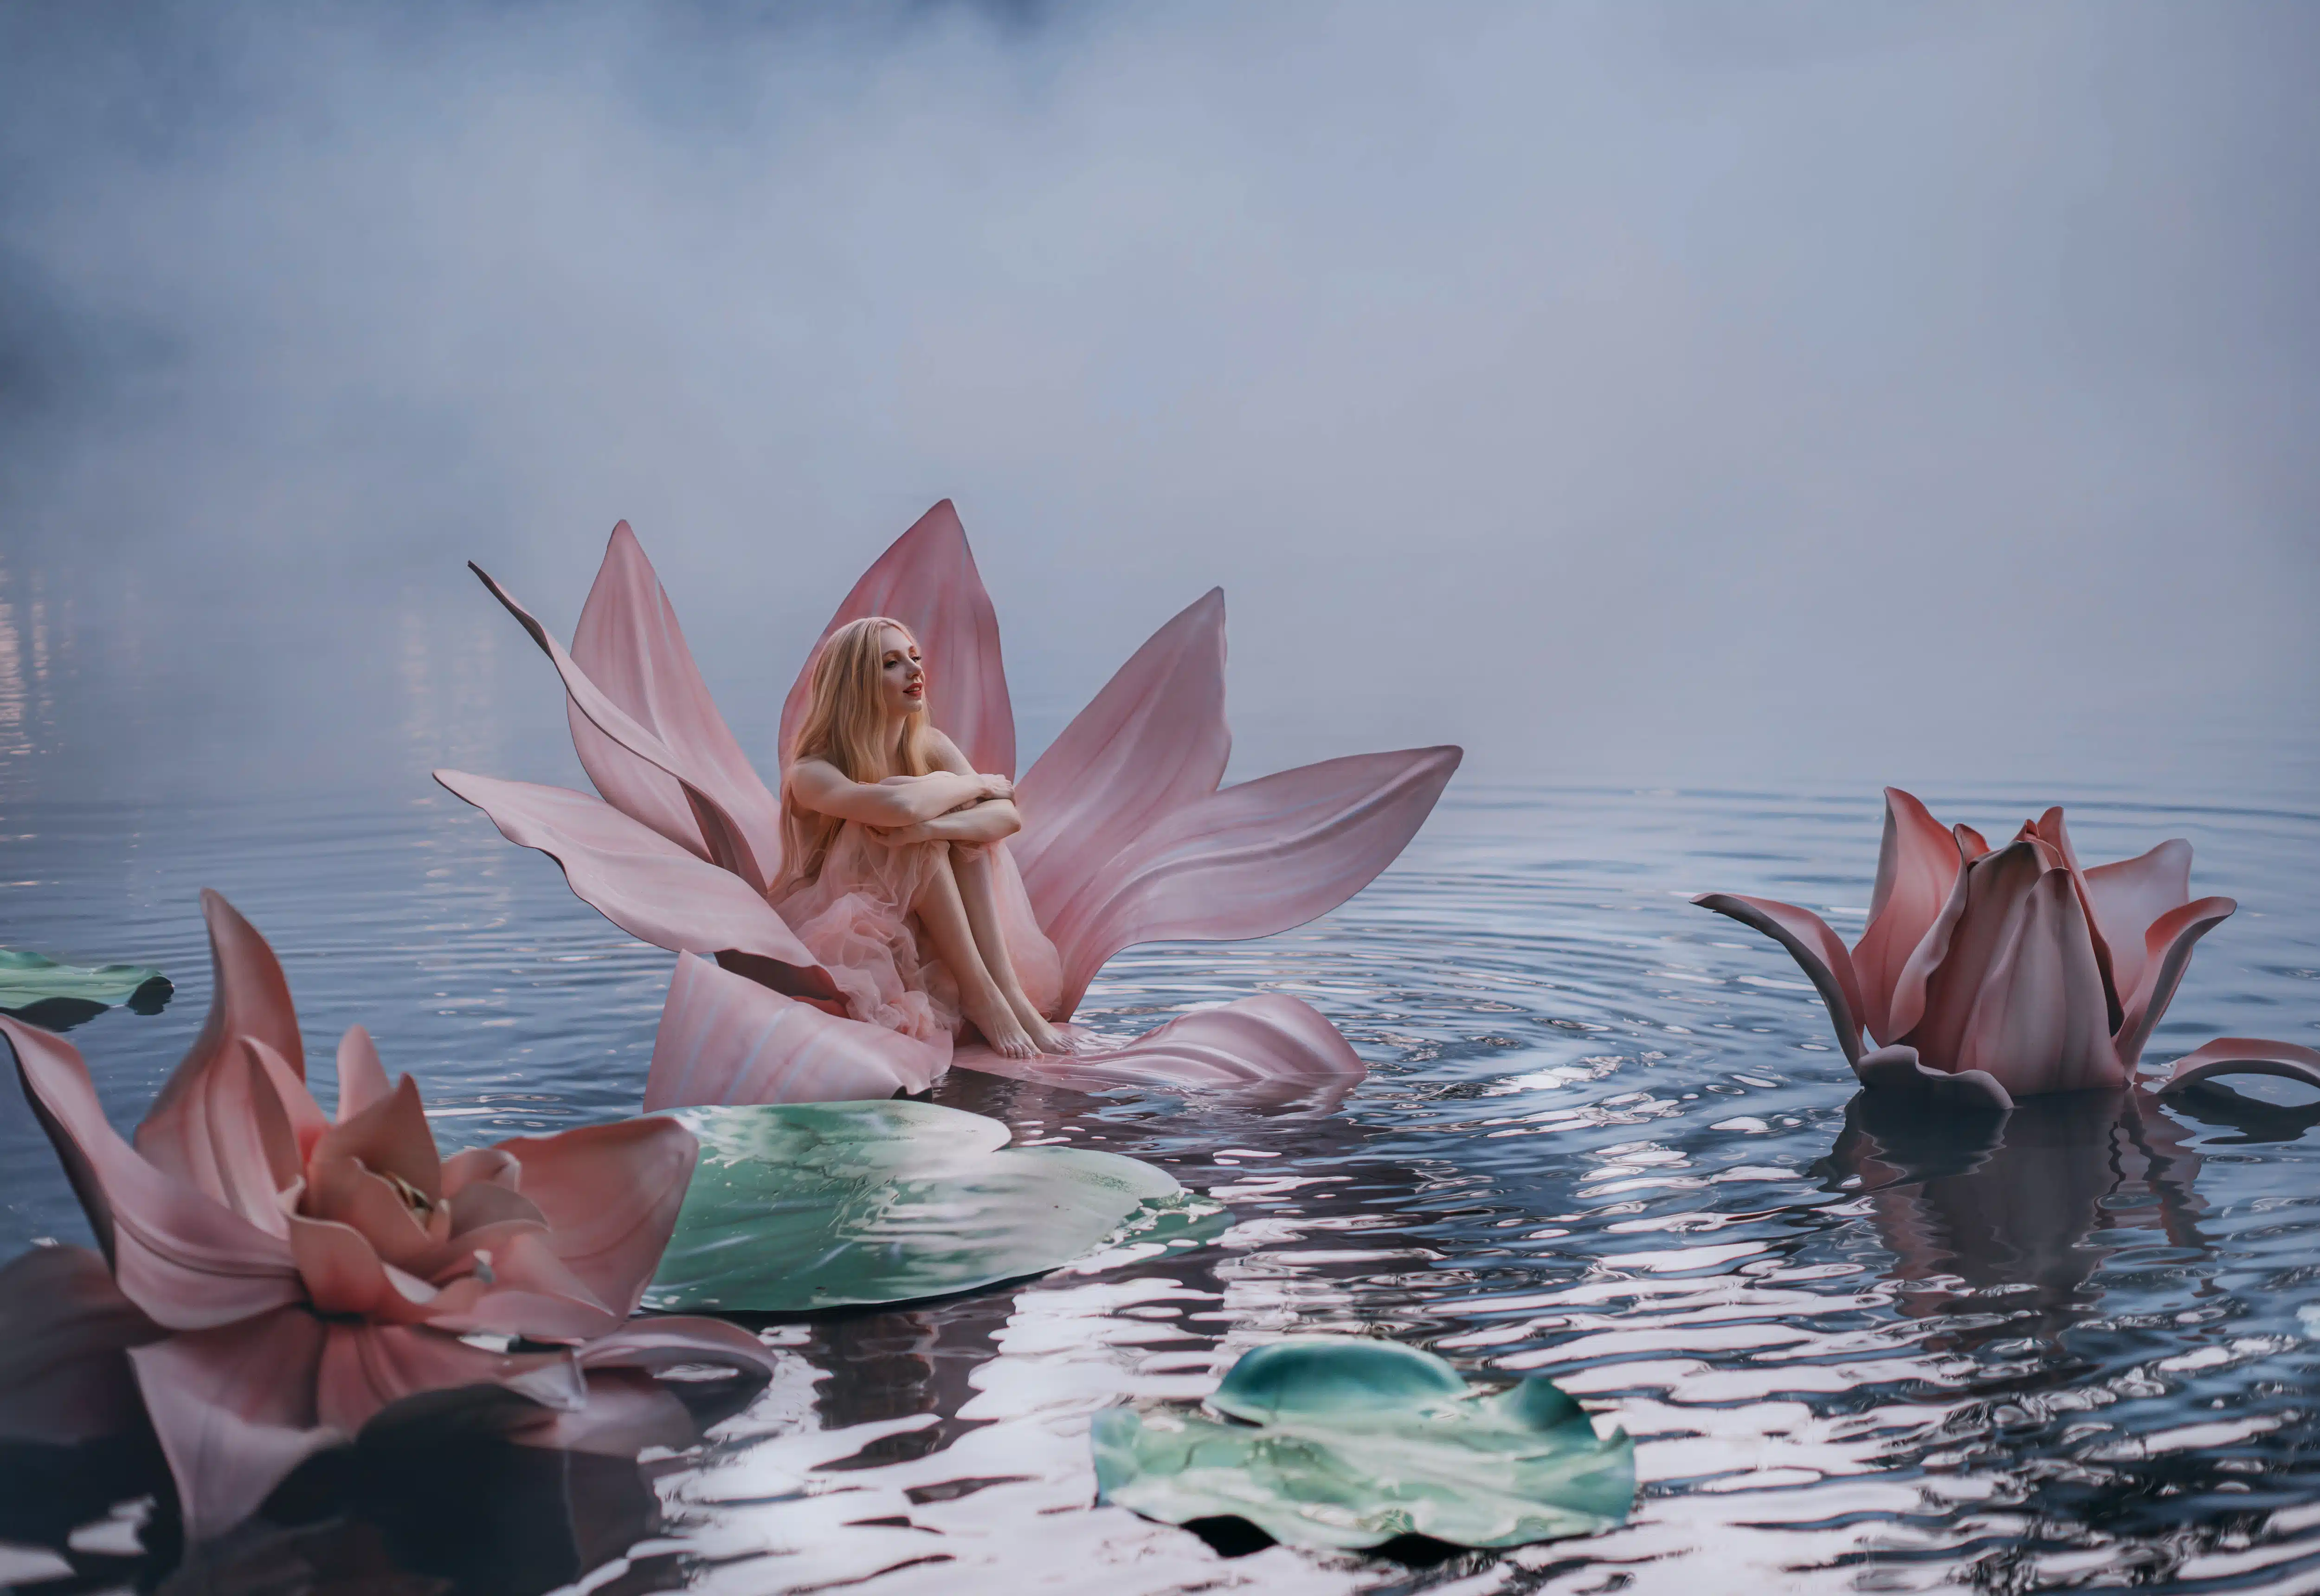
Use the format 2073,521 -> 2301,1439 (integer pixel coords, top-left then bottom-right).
923,727 -> 975,774
787,755 -> 844,793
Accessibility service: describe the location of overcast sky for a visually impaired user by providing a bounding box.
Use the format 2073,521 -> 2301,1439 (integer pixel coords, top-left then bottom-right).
2,0 -> 2314,805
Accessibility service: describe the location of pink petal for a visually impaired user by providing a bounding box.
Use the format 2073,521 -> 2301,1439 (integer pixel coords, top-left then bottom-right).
1,1014 -> 300,1330
777,500 -> 1015,777
441,1146 -> 522,1197
433,770 -> 840,1005
303,1148 -> 451,1274
335,1025 -> 392,1123
2113,895 -> 2237,1068
428,1228 -> 623,1344
2083,839 -> 2195,1003
313,1320 -> 585,1436
1043,746 -> 1463,1018
1012,588 -> 1231,930
2025,806 -> 2125,1029
642,951 -> 948,1110
1851,1043 -> 2013,1112
135,891 -> 325,1208
565,522 -> 787,878
573,1315 -> 782,1379
517,1320 -> 781,1453
287,1213 -> 472,1323
482,1116 -> 702,1318
470,561 -> 778,891
1852,788 -> 1966,1044
128,1305 -> 335,1541
1691,893 -> 1869,1063
444,1177 -> 548,1239
312,1073 -> 443,1204
953,993 -> 1366,1112
2156,1036 -> 2320,1097
238,1040 -> 315,1216
1953,823 -> 1992,860
1905,842 -> 2125,1094
0,1245 -> 163,1446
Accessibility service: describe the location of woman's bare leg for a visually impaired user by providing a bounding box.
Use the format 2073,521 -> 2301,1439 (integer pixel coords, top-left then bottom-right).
948,844 -> 1070,1054
909,849 -> 1036,1059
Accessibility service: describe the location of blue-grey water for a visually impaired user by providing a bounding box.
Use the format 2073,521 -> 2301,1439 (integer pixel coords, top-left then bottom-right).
4,777 -> 2318,1594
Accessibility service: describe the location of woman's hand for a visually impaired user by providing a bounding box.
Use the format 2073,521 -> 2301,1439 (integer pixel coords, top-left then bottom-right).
978,773 -> 1014,802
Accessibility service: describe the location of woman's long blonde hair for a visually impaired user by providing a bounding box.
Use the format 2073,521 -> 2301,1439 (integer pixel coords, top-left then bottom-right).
780,616 -> 935,888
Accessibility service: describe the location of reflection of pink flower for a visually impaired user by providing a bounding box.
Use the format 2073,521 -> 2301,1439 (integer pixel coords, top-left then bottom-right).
438,502 -> 1458,1106
1698,788 -> 2316,1107
0,892 -> 773,1539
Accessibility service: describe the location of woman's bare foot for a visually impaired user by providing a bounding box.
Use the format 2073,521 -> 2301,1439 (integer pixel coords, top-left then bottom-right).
964,987 -> 1037,1059
1007,991 -> 1073,1055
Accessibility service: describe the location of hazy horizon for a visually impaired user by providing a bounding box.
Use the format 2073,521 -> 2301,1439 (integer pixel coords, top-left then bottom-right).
3,0 -> 2314,808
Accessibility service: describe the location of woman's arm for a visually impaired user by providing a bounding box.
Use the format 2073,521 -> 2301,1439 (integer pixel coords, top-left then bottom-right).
788,758 -> 1008,827
872,728 -> 1023,843
881,800 -> 1023,847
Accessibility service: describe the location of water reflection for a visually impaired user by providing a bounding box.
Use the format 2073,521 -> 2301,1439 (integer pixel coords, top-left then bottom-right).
1,785 -> 2315,1592
0,1365 -> 766,1596
1826,1089 -> 2207,1340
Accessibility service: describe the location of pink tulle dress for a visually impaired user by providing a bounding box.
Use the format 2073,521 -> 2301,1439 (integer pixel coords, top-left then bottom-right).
769,825 -> 1063,1046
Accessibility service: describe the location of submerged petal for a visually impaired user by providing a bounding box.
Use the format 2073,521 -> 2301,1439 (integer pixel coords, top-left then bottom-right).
1012,588 -> 1231,929
1,1014 -> 300,1330
777,500 -> 1015,777
128,1305 -> 335,1541
642,951 -> 947,1110
566,522 -> 786,877
433,770 -> 839,1004
2084,839 -> 2195,1003
471,562 -> 778,891
1852,789 -> 1965,1044
0,1245 -> 164,1447
1043,746 -> 1463,1018
136,891 -> 324,1210
1691,893 -> 1869,1064
2113,895 -> 2237,1069
1852,1043 -> 2014,1112
954,992 -> 1366,1113
1904,843 -> 2124,1094
482,1116 -> 701,1319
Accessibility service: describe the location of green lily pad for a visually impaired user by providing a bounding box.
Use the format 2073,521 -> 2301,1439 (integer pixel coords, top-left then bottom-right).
1092,1337 -> 1634,1551
642,1100 -> 1217,1313
0,950 -> 172,1028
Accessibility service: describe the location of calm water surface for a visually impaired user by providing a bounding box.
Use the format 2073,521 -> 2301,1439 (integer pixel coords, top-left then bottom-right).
4,782 -> 2319,1593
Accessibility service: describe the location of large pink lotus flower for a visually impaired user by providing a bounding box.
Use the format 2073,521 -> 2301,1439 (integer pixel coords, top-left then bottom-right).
1697,787 -> 2320,1109
0,891 -> 775,1541
437,501 -> 1459,1107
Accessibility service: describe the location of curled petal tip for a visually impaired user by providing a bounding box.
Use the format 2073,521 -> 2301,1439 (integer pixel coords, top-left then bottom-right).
2156,1037 -> 2320,1098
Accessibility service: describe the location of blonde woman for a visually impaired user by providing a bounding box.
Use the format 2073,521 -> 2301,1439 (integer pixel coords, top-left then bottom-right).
777,616 -> 1070,1059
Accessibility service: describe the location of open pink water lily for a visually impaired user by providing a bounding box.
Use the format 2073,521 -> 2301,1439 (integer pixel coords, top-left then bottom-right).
1696,788 -> 2319,1109
0,891 -> 775,1540
437,501 -> 1458,1106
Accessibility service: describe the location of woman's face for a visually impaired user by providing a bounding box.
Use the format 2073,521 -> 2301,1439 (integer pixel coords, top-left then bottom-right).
876,626 -> 925,718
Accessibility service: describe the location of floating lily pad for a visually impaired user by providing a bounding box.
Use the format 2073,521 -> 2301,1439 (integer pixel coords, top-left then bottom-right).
642,1100 -> 1215,1313
1092,1337 -> 1633,1551
0,951 -> 171,1030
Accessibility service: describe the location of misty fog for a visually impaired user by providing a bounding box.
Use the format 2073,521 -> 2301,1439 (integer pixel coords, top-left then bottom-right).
2,0 -> 2314,805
